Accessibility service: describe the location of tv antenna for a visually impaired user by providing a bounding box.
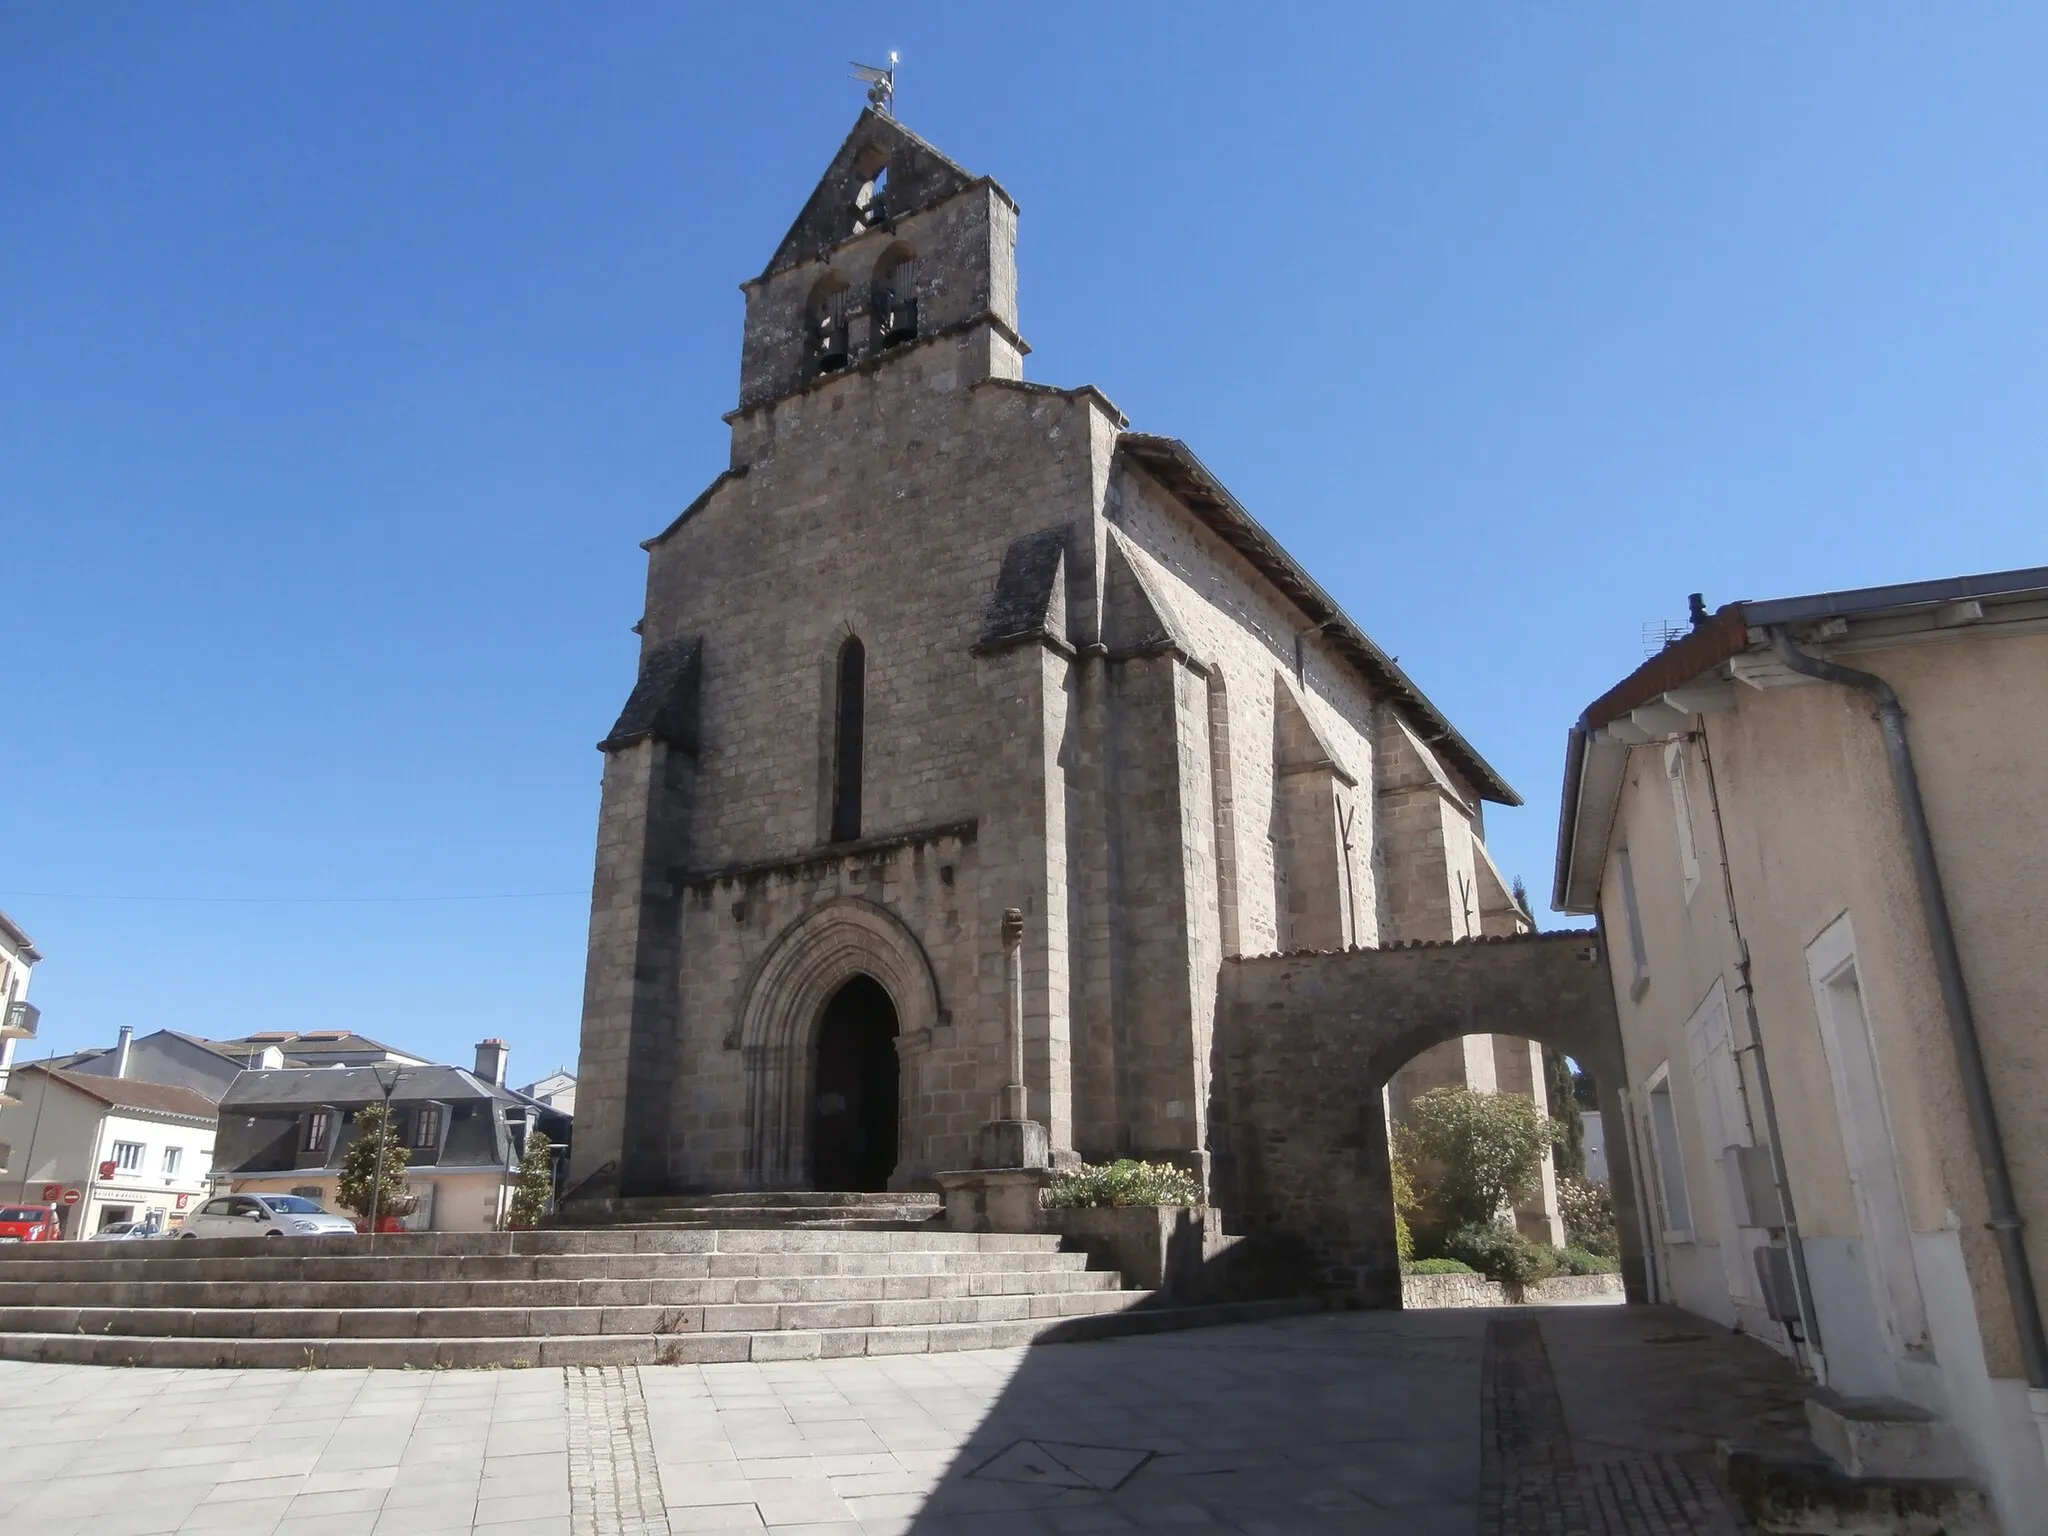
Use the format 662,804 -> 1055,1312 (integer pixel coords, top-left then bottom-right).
851,53 -> 898,116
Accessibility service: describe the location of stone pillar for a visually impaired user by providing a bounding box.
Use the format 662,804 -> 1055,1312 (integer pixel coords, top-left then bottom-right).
977,908 -> 1049,1171
940,908 -> 1052,1232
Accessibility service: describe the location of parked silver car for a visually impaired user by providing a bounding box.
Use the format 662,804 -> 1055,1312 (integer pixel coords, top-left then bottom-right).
178,1194 -> 357,1239
89,1219 -> 167,1241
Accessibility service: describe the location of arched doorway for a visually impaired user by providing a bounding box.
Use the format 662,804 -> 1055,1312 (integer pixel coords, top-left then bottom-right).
810,976 -> 899,1191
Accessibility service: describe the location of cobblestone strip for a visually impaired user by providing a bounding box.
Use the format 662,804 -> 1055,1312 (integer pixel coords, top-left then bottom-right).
1581,1452 -> 1750,1536
1478,1314 -> 1589,1536
566,1364 -> 671,1536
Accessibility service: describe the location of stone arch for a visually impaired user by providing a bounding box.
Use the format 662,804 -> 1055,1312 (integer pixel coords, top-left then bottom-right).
1209,930 -> 1645,1306
738,898 -> 941,1187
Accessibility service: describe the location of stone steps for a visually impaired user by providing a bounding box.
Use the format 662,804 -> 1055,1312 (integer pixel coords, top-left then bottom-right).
0,1217 -> 1319,1367
0,1249 -> 1094,1285
0,1297 -> 1314,1370
555,1192 -> 944,1231
0,1268 -> 1119,1309
0,1285 -> 1142,1339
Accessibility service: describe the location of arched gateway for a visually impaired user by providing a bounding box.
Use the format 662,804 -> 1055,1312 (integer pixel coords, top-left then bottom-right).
1208,929 -> 1647,1307
735,898 -> 940,1189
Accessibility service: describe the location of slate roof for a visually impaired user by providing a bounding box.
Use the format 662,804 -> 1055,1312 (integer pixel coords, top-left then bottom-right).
219,1064 -> 512,1110
22,1065 -> 218,1122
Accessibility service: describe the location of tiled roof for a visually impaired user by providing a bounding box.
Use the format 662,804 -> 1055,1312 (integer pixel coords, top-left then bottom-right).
24,1066 -> 218,1121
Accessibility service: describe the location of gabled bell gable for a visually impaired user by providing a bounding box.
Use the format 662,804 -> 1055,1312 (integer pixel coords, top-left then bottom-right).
762,109 -> 986,278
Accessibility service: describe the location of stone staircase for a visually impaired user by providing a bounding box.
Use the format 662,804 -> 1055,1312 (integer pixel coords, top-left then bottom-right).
0,1224 -> 1306,1369
555,1190 -> 946,1230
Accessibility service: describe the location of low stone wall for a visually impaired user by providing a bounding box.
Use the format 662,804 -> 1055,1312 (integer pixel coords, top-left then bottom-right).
1401,1271 -> 1624,1309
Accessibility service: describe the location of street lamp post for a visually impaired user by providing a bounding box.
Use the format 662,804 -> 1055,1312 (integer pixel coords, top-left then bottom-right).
366,1065 -> 406,1256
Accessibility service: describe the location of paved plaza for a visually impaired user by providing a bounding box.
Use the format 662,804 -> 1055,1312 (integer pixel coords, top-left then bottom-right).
0,1303 -> 1809,1536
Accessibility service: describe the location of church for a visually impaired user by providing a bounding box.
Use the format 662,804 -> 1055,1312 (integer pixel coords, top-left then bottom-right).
568,109 -> 1547,1208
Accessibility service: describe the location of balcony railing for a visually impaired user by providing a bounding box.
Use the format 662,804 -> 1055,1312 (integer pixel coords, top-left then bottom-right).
2,1001 -> 37,1041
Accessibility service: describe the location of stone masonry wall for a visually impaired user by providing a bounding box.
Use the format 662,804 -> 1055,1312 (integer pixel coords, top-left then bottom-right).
1209,932 -> 1646,1307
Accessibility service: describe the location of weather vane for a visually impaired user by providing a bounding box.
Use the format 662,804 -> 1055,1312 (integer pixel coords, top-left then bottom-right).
850,53 -> 899,116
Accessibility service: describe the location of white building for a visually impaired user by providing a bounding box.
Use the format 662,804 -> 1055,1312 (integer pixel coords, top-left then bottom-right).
519,1069 -> 576,1117
0,910 -> 43,1116
0,1065 -> 217,1236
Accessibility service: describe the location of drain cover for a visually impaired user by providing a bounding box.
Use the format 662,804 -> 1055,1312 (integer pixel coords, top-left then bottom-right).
969,1439 -> 1153,1491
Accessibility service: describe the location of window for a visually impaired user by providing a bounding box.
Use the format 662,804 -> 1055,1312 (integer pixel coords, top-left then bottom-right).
830,636 -> 866,842
851,150 -> 889,231
411,1106 -> 443,1149
199,1198 -> 232,1217
1645,1066 -> 1693,1241
111,1141 -> 144,1172
291,1185 -> 325,1202
871,244 -> 917,349
1665,741 -> 1701,901
304,1110 -> 332,1153
1615,841 -> 1651,1000
161,1146 -> 182,1175
808,274 -> 851,375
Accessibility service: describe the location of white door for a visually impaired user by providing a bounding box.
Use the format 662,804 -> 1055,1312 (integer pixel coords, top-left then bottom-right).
1808,915 -> 1931,1377
1683,980 -> 1757,1301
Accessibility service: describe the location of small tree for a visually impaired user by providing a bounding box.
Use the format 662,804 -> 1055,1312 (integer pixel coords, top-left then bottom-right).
507,1131 -> 554,1230
1396,1086 -> 1560,1238
337,1103 -> 412,1228
1543,1046 -> 1586,1181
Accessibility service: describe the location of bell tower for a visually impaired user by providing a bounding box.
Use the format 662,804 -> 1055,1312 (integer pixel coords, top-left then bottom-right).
733,110 -> 1024,416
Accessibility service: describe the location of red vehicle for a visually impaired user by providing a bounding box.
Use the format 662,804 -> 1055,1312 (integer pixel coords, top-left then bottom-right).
0,1204 -> 62,1243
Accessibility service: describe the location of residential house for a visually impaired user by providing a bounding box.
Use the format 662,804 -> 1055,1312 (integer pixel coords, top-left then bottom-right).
519,1069 -> 576,1117
1554,565 -> 2048,1527
213,1040 -> 571,1232
0,910 -> 43,1115
0,1065 -> 217,1236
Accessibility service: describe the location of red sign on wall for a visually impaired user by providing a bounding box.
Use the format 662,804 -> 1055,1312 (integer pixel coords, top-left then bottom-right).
175,1194 -> 189,1209
60,1189 -> 81,1206
98,1161 -> 118,1179
39,1184 -> 59,1203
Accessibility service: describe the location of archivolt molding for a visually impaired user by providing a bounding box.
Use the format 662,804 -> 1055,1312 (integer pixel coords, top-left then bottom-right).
735,897 -> 942,1187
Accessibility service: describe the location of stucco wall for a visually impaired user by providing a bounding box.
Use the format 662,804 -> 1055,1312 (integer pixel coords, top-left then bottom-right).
1592,625 -> 2048,1524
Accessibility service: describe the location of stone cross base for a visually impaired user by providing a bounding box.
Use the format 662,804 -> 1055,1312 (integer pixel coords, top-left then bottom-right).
977,1118 -> 1049,1172
934,1168 -> 1053,1234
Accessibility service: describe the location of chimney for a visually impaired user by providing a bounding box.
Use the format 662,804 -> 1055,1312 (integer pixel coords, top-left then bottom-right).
114,1026 -> 133,1079
475,1038 -> 508,1088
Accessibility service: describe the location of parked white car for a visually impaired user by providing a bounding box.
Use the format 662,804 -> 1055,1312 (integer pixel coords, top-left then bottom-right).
89,1219 -> 167,1241
178,1194 -> 357,1239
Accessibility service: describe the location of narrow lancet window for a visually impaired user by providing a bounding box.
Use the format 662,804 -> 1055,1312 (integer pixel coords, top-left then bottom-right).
872,245 -> 918,350
831,636 -> 865,842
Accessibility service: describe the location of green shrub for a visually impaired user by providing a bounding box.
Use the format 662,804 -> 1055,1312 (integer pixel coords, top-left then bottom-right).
1558,1245 -> 1621,1276
507,1131 -> 554,1230
1440,1221 -> 1559,1287
1557,1175 -> 1618,1257
1390,1155 -> 1418,1262
1042,1159 -> 1204,1210
1402,1257 -> 1477,1276
336,1104 -> 412,1227
1396,1087 -> 1564,1238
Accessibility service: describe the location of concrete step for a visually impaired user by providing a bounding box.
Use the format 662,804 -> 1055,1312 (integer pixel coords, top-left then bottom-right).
0,1247 -> 1094,1287
0,1297 -> 1318,1369
558,1191 -> 941,1216
0,1267 -> 1122,1311
0,1287 -> 1142,1341
0,1227 -> 1058,1260
1720,1444 -> 1994,1536
1805,1389 -> 1971,1481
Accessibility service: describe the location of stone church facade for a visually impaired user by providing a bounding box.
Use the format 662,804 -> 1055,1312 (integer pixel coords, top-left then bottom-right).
570,111 -> 1542,1202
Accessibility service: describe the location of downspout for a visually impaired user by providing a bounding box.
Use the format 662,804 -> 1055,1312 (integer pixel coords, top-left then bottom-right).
1695,719 -> 1825,1378
1767,628 -> 2048,1407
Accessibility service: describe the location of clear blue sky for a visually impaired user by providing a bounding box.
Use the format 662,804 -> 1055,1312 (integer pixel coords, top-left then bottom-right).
4,7 -> 2043,1079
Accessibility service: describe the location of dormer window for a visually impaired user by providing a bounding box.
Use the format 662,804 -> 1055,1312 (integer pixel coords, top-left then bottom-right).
411,1105 -> 443,1149
303,1110 -> 331,1153
808,274 -> 851,375
851,151 -> 889,232
872,244 -> 917,350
